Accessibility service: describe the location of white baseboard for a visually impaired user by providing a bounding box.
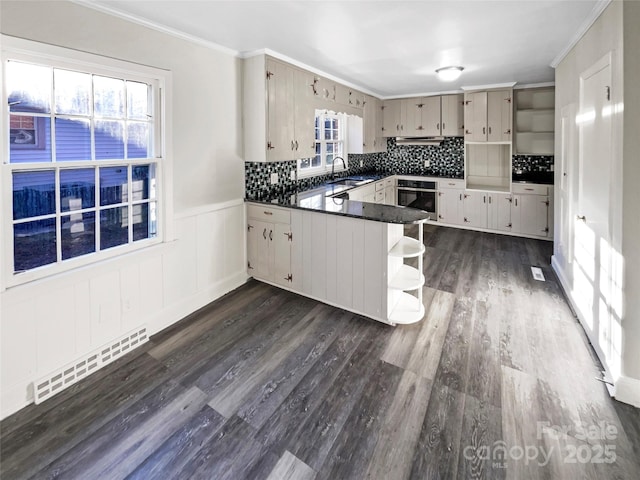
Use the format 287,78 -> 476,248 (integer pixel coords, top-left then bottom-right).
614,376 -> 640,408
149,271 -> 249,335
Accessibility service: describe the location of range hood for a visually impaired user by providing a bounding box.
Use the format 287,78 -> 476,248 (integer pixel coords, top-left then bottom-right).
395,136 -> 445,146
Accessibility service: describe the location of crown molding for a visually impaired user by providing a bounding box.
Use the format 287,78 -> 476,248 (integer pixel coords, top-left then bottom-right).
70,0 -> 239,57
514,81 -> 555,90
550,0 -> 612,68
460,82 -> 517,91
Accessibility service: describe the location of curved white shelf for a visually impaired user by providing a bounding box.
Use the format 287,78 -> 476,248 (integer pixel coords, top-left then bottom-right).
389,265 -> 425,291
389,292 -> 426,325
389,236 -> 425,258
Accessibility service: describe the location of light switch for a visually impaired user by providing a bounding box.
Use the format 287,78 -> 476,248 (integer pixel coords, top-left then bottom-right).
424,160 -> 430,167
270,172 -> 279,184
290,170 -> 296,181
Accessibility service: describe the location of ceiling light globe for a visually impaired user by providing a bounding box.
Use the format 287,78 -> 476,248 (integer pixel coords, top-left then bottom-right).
436,66 -> 464,82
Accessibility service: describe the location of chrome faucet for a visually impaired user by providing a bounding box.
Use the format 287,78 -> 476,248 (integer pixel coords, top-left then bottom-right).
331,156 -> 346,180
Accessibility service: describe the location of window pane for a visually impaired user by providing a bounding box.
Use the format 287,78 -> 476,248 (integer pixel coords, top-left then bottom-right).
94,76 -> 124,118
300,158 -> 310,169
315,143 -> 321,155
100,207 -> 128,250
95,120 -> 125,159
62,211 -> 95,260
7,61 -> 52,113
12,170 -> 56,220
312,155 -> 321,167
325,128 -> 332,140
127,81 -> 150,120
14,218 -> 57,272
9,116 -> 52,163
127,122 -> 149,158
100,166 -> 128,206
54,69 -> 91,116
55,118 -> 91,161
60,168 -> 95,212
133,202 -> 157,241
132,164 -> 155,200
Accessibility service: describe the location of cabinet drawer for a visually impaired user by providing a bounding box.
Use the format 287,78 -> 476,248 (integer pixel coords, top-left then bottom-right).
384,177 -> 395,188
247,204 -> 291,224
375,190 -> 385,202
375,181 -> 385,192
512,183 -> 548,195
438,179 -> 465,190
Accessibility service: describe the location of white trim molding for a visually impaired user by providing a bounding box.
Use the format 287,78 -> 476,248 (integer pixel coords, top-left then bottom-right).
550,0 -> 612,68
614,376 -> 640,408
70,0 -> 239,57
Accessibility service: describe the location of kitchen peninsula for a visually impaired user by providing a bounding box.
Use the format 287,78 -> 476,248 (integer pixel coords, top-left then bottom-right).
246,177 -> 430,325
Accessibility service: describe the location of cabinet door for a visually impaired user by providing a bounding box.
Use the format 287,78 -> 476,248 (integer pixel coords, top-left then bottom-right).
441,94 -> 464,136
422,96 -> 442,137
406,97 -> 425,136
266,59 -> 295,161
438,189 -> 464,225
384,186 -> 395,205
294,68 -> 316,159
334,83 -> 350,106
382,99 -> 402,137
464,91 -> 488,141
317,76 -> 335,102
488,193 -> 512,232
247,220 -> 270,279
374,98 -> 386,151
272,222 -> 293,287
363,94 -> 376,153
487,89 -> 512,142
463,191 -> 488,228
513,194 -> 549,237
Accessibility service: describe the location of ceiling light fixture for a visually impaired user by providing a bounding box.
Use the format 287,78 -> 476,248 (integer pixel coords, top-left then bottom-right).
436,66 -> 464,82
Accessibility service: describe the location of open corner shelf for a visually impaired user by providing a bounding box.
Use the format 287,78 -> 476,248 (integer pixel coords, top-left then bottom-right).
389,292 -> 426,325
389,236 -> 425,258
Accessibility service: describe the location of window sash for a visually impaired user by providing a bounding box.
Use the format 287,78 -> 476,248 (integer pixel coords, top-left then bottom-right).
299,111 -> 346,177
2,36 -> 168,288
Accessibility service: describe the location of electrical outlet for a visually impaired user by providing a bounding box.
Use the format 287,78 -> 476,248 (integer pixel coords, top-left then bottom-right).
270,172 -> 279,184
360,160 -> 363,167
290,170 -> 296,181
424,160 -> 430,167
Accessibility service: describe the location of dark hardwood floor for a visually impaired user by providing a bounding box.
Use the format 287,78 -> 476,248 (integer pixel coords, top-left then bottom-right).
2,225 -> 640,479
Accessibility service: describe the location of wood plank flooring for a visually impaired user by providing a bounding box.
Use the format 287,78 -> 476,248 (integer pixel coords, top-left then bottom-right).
2,225 -> 640,479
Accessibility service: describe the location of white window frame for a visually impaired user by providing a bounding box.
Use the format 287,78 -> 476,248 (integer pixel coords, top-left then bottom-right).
1,36 -> 173,289
297,110 -> 348,178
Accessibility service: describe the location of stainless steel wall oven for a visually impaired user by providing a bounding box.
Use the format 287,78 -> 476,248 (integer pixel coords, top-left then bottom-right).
396,179 -> 437,218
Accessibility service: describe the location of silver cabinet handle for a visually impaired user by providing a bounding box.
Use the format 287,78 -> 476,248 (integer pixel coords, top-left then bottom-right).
263,228 -> 267,239
269,229 -> 273,241
577,215 -> 586,222
488,126 -> 492,134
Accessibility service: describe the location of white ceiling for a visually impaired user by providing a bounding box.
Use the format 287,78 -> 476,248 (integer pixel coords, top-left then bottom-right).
85,0 -> 605,97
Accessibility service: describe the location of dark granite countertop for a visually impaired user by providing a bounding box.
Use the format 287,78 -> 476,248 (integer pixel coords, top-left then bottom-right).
246,175 -> 431,224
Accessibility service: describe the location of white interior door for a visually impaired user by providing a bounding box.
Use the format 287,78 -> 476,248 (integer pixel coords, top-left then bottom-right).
575,53 -> 613,346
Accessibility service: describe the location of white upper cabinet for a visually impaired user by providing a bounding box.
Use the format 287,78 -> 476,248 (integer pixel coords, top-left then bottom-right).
363,94 -> 385,153
464,89 -> 512,142
405,96 -> 441,137
441,94 -> 464,137
487,89 -> 512,142
382,98 -> 405,137
293,68 -> 316,159
243,55 -> 316,162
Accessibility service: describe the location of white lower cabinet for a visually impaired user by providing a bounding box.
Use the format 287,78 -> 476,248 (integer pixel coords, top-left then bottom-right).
437,181 -> 464,225
487,192 -> 513,232
512,194 -> 550,237
462,191 -> 489,229
246,204 -> 293,288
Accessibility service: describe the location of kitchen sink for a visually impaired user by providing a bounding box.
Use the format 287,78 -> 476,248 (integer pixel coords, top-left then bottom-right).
328,177 -> 373,187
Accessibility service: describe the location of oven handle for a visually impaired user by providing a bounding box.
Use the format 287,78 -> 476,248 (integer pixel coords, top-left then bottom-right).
396,187 -> 438,193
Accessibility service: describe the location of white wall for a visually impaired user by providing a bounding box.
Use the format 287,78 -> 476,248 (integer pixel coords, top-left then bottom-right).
553,1 -> 640,407
0,1 -> 247,419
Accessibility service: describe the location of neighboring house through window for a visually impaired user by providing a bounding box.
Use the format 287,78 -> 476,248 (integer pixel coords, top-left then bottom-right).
2,38 -> 168,286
